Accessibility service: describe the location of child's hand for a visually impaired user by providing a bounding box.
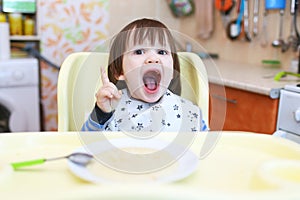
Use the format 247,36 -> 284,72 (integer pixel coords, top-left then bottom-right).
95,68 -> 122,113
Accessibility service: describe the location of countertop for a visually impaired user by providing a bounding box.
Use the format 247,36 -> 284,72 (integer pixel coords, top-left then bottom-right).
204,59 -> 300,98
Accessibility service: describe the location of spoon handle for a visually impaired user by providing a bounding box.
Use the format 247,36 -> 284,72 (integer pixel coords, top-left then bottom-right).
11,159 -> 46,170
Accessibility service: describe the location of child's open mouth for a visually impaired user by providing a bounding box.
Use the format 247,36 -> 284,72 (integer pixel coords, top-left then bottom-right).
143,70 -> 161,94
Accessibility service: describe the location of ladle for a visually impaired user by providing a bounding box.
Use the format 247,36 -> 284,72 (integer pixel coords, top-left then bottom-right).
272,9 -> 285,47
11,152 -> 93,170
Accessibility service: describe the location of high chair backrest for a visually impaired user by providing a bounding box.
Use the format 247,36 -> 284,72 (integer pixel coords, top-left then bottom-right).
57,52 -> 209,131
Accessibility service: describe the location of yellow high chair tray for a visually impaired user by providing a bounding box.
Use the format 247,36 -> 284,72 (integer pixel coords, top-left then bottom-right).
0,131 -> 300,200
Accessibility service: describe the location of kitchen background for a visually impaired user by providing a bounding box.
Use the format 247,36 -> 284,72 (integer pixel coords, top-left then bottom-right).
0,0 -> 299,131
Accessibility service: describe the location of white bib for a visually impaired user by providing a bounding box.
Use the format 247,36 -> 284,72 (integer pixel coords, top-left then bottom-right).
105,89 -> 202,133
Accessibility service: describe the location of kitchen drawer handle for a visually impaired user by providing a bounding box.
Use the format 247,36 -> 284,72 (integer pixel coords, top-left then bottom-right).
211,94 -> 237,104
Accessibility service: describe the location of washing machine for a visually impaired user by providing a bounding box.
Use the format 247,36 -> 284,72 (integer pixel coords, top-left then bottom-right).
0,58 -> 41,132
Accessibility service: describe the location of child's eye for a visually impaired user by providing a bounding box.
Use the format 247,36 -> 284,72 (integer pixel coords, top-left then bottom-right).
157,50 -> 168,55
134,49 -> 145,55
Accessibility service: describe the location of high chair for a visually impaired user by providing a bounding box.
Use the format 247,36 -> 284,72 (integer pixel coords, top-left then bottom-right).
57,52 -> 209,131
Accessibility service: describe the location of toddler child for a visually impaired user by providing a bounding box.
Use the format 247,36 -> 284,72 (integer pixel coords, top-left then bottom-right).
81,18 -> 208,133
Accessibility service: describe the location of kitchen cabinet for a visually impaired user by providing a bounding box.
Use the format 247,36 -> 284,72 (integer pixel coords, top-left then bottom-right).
209,83 -> 279,134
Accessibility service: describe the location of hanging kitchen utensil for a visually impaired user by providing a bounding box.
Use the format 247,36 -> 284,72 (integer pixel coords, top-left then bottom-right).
294,0 -> 300,43
195,0 -> 214,39
260,11 -> 269,47
264,0 -> 286,47
226,0 -> 244,40
243,0 -> 251,41
168,0 -> 195,17
287,0 -> 299,51
215,0 -> 235,28
284,15 -> 297,52
253,0 -> 259,37
272,9 -> 286,48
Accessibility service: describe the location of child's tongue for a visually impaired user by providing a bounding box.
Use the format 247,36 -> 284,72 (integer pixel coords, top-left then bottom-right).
144,77 -> 157,90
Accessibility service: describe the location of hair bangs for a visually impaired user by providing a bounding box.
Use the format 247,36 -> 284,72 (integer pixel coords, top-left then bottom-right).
128,27 -> 173,50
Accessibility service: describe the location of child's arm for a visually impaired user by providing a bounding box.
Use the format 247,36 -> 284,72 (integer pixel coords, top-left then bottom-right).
81,103 -> 114,131
200,119 -> 209,131
198,108 -> 209,131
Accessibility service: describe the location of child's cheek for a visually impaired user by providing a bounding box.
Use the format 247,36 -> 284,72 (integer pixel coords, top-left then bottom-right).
161,66 -> 173,88
124,67 -> 144,92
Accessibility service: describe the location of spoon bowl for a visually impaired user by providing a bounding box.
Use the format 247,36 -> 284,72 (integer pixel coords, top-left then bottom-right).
272,39 -> 284,47
65,152 -> 93,166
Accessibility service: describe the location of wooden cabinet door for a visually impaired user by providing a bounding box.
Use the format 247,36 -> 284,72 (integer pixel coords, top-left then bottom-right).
209,83 -> 279,134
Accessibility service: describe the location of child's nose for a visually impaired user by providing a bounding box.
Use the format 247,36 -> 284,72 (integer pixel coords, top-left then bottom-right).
145,54 -> 160,64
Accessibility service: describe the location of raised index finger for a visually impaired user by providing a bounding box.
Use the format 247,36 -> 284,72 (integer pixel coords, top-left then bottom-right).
101,67 -> 110,85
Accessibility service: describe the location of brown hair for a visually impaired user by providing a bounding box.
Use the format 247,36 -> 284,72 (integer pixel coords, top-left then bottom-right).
107,18 -> 181,95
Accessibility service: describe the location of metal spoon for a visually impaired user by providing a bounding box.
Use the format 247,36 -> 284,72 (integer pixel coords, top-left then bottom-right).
11,152 -> 93,170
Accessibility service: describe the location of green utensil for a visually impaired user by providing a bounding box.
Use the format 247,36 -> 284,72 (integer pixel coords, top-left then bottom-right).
262,60 -> 281,65
11,158 -> 46,169
262,60 -> 281,68
274,71 -> 300,81
11,152 -> 93,170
